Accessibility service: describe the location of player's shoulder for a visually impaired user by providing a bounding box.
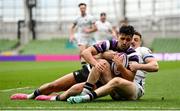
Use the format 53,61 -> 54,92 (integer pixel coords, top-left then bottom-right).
136,47 -> 153,59
136,47 -> 152,53
86,14 -> 95,18
95,20 -> 101,24
137,46 -> 150,50
74,15 -> 81,20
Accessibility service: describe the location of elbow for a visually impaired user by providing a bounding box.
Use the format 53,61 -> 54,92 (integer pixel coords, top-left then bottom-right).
81,50 -> 86,58
153,63 -> 159,72
155,65 -> 159,72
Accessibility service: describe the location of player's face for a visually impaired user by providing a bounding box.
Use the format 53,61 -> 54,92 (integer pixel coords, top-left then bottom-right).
79,5 -> 86,15
131,34 -> 141,49
117,34 -> 132,50
100,15 -> 106,22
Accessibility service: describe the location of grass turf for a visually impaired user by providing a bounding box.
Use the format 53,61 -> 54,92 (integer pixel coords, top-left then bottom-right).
0,61 -> 180,110
20,39 -> 79,54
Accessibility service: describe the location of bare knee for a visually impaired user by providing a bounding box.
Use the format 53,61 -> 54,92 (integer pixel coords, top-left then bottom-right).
96,59 -> 110,73
108,77 -> 123,88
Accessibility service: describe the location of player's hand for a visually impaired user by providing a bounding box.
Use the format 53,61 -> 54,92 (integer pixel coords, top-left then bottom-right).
95,61 -> 106,73
69,34 -> 75,42
129,61 -> 139,72
112,54 -> 123,67
83,28 -> 90,33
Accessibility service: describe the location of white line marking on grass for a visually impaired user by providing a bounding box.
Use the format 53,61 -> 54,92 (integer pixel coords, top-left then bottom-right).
1,106 -> 180,110
0,87 -> 31,92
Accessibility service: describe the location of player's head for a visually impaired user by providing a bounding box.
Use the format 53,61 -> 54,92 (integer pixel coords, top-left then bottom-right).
100,12 -> 106,22
78,3 -> 87,15
131,31 -> 142,49
117,25 -> 135,50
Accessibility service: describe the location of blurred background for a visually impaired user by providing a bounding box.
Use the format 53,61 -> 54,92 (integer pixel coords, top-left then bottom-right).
0,0 -> 180,56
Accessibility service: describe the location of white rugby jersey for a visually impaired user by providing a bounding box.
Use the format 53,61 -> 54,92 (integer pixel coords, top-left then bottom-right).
134,47 -> 154,89
95,20 -> 113,42
73,14 -> 96,38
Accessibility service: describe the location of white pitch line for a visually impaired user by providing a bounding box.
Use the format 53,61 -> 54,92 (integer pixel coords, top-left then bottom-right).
0,87 -> 32,92
1,106 -> 180,110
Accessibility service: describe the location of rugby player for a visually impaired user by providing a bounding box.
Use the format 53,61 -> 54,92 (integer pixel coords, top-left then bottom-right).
69,3 -> 97,64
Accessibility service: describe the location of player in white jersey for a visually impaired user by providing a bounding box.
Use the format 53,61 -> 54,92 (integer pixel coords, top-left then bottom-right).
70,3 -> 97,64
130,31 -> 159,91
67,30 -> 159,103
94,12 -> 115,42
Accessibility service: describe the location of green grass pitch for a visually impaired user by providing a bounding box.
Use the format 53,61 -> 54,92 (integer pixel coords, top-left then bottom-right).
0,61 -> 180,110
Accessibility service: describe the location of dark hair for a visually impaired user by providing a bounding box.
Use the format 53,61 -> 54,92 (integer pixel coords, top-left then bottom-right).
134,31 -> 142,39
119,25 -> 135,37
78,3 -> 87,7
100,12 -> 106,16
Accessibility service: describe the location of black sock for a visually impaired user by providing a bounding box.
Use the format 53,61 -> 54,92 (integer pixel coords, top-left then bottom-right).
84,82 -> 94,91
88,91 -> 97,101
33,89 -> 41,98
81,61 -> 87,65
55,95 -> 61,101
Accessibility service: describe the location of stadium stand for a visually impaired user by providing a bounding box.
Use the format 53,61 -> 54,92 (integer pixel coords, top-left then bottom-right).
151,38 -> 180,53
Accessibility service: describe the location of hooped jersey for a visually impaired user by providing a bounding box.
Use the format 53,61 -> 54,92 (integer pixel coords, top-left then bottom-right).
134,47 -> 154,89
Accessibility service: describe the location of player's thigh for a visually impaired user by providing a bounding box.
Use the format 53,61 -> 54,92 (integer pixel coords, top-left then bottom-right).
51,73 -> 77,91
110,78 -> 136,100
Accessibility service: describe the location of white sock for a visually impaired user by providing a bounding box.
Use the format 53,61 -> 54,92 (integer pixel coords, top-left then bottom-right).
81,95 -> 91,101
50,96 -> 56,101
81,88 -> 91,95
27,93 -> 35,99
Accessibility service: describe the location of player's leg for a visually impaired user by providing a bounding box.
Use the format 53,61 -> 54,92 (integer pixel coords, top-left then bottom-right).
11,72 -> 77,100
78,44 -> 88,64
67,77 -> 137,103
80,59 -> 113,95
35,82 -> 85,101
33,64 -> 92,101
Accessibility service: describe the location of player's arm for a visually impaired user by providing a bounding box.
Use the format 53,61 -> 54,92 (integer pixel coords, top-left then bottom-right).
113,54 -> 136,81
101,50 -> 116,60
129,57 -> 159,72
84,23 -> 97,33
129,47 -> 159,72
69,23 -> 76,42
81,46 -> 99,66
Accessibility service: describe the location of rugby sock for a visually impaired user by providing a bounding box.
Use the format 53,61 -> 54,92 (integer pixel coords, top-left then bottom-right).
81,91 -> 97,101
88,91 -> 97,101
81,61 -> 87,65
27,89 -> 41,99
55,95 -> 61,101
84,82 -> 94,91
81,82 -> 94,95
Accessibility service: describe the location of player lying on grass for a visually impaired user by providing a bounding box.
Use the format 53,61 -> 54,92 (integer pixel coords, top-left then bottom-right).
11,25 -> 138,101
66,31 -> 159,103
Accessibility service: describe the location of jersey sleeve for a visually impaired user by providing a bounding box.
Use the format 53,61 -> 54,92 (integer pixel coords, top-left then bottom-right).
107,22 -> 113,30
93,40 -> 111,53
90,16 -> 96,24
73,16 -> 79,25
139,47 -> 154,61
128,53 -> 139,63
93,39 -> 118,53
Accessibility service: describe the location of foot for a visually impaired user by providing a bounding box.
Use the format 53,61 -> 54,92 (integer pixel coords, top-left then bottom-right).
35,95 -> 54,101
67,96 -> 85,104
10,93 -> 28,100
